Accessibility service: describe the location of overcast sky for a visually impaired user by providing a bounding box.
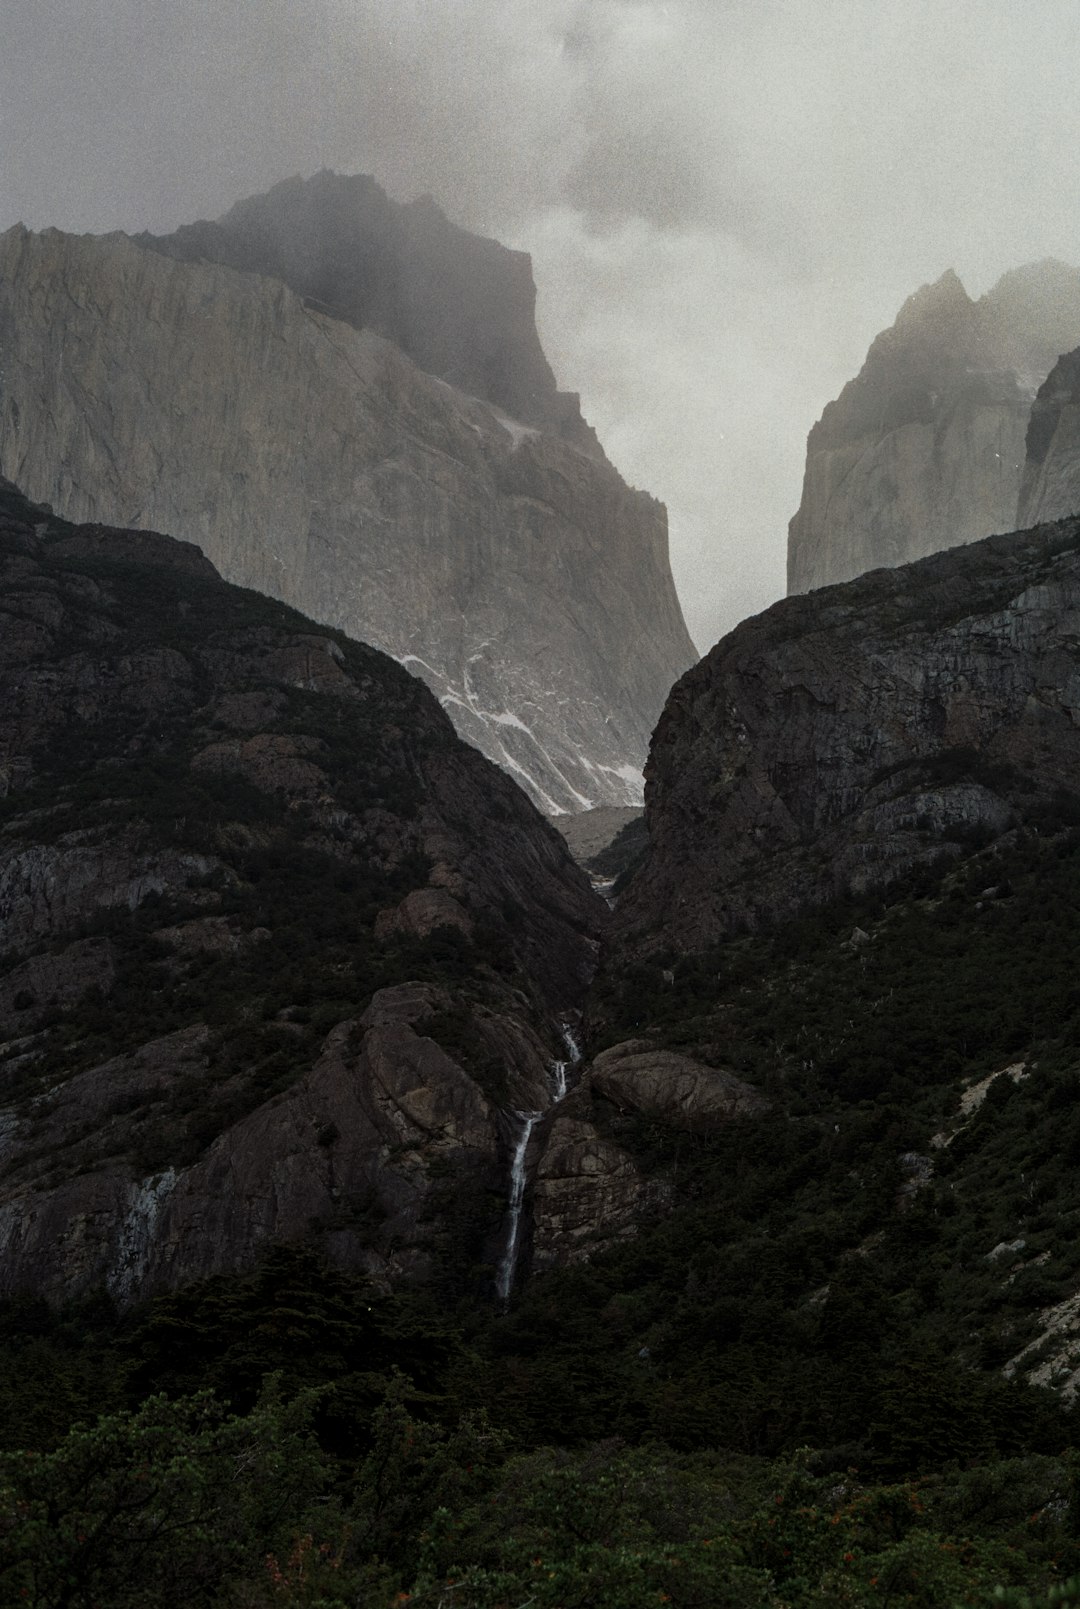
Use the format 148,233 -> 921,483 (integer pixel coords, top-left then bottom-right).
6,0 -> 1080,650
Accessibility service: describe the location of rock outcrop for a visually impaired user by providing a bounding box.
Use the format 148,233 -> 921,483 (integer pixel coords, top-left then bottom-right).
788,261 -> 1080,593
0,176 -> 696,814
530,1101 -> 664,1271
524,1039 -> 765,1272
589,1039 -> 768,1128
616,514 -> 1080,956
0,477 -> 603,1303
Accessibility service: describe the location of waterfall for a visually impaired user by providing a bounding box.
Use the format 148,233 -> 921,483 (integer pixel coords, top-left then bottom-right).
559,1020 -> 583,1067
550,1021 -> 582,1102
496,1111 -> 540,1302
495,1021 -> 584,1301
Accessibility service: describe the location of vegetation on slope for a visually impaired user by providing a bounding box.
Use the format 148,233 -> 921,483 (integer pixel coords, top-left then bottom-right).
10,479 -> 1080,1598
4,1251 -> 1080,1607
9,824 -> 1080,1600
0,482 -> 598,1298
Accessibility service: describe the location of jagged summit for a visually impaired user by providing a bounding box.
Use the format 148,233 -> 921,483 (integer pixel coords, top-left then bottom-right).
893,266 -> 969,324
789,258 -> 1080,592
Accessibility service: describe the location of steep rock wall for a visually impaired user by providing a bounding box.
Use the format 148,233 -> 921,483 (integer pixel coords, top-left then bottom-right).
616,515 -> 1080,957
0,478 -> 603,1303
1018,347 -> 1080,528
0,220 -> 695,814
138,170 -> 597,451
788,261 -> 1080,593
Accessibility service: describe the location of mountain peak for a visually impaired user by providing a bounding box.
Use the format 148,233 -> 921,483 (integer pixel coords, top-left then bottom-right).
790,256 -> 1080,592
893,267 -> 971,327
0,191 -> 695,814
141,169 -> 574,440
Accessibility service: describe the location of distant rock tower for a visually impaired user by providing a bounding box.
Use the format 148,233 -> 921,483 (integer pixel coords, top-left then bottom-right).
788,259 -> 1080,593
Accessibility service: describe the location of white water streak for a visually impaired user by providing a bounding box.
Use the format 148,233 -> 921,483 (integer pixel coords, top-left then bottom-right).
496,1111 -> 540,1302
560,1020 -> 583,1067
496,1022 -> 584,1301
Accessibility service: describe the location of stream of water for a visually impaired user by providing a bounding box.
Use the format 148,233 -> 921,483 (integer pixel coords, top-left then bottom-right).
495,1020 -> 585,1301
495,1111 -> 539,1303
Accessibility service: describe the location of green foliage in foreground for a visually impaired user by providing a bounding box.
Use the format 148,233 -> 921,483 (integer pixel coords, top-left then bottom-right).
1,1249 -> 1079,1607
5,1382 -> 1080,1608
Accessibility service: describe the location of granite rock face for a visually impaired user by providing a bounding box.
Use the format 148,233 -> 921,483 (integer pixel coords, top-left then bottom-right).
529,1101 -> 664,1271
0,181 -> 695,814
1018,347 -> 1080,528
0,478 -> 603,1303
589,1040 -> 768,1128
525,1040 -> 765,1270
138,170 -> 597,452
788,261 -> 1080,593
617,515 -> 1080,956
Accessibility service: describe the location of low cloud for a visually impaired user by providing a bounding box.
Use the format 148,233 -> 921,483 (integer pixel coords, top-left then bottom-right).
5,0 -> 1080,648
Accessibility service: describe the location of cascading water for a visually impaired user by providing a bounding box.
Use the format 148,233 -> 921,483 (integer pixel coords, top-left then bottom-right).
496,1111 -> 540,1303
560,1020 -> 583,1066
495,1020 -> 584,1301
549,1020 -> 581,1102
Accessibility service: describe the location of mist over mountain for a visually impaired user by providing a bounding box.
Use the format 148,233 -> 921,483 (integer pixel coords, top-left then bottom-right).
788,258 -> 1080,592
11,8 -> 1080,1590
9,463 -> 1080,1605
137,170 -> 598,453
1019,344 -> 1080,530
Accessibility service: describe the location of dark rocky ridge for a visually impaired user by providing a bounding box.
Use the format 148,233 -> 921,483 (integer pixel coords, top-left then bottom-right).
0,189 -> 695,814
616,514 -> 1080,958
788,260 -> 1080,593
0,476 -> 606,1304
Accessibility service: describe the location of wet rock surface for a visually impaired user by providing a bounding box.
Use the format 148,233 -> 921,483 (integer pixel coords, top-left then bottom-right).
590,1040 -> 769,1128
530,1097 -> 666,1271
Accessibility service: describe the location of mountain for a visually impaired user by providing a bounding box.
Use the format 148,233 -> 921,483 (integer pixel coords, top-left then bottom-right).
9,483 -> 1080,1603
0,477 -> 603,1305
788,260 -> 1080,592
618,512 -> 1080,958
516,510 -> 1080,1464
0,174 -> 696,814
138,170 -> 596,451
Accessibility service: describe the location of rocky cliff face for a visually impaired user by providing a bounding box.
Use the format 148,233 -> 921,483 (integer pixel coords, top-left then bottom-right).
138,170 -> 597,453
1018,346 -> 1080,528
0,182 -> 695,815
616,514 -> 1080,957
788,261 -> 1080,593
0,478 -> 604,1304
